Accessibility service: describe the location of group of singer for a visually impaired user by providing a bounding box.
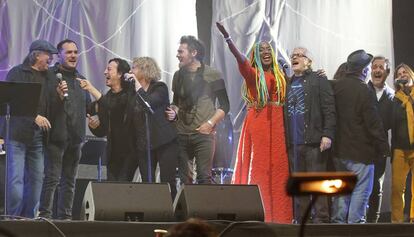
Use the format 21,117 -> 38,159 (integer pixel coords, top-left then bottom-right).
2,22 -> 413,224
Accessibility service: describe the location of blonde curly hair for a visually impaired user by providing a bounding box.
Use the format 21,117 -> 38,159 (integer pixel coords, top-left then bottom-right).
132,57 -> 161,83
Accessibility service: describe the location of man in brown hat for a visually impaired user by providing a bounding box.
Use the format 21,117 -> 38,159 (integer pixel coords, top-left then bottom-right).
331,50 -> 390,223
4,39 -> 57,218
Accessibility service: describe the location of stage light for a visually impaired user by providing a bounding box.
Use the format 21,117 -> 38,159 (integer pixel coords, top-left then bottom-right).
287,172 -> 357,237
286,172 -> 357,196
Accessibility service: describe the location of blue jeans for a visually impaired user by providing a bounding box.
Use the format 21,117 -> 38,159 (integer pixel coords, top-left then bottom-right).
7,131 -> 44,218
39,142 -> 82,219
331,157 -> 374,223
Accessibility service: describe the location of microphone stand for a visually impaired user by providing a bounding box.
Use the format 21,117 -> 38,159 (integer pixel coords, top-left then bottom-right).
136,91 -> 154,183
3,103 -> 10,216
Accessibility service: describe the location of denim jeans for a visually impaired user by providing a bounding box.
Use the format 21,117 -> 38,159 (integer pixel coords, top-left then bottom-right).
7,130 -> 44,218
39,142 -> 82,219
177,133 -> 215,184
288,144 -> 330,223
331,157 -> 374,223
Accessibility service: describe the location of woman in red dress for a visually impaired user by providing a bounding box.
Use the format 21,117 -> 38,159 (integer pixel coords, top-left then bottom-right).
217,22 -> 292,223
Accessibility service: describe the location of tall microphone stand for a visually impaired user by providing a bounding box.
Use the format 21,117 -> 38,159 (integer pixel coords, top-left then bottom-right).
136,91 -> 154,183
3,103 -> 10,215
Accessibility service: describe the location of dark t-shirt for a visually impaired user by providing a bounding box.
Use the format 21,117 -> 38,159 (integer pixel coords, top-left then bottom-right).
287,75 -> 305,144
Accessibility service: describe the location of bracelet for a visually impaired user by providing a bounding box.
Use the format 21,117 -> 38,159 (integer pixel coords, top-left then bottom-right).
173,110 -> 178,121
207,120 -> 214,127
225,36 -> 232,42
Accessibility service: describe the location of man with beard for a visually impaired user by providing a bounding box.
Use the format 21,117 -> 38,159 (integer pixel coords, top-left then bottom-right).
366,56 -> 394,223
38,39 -> 91,220
165,35 -> 230,184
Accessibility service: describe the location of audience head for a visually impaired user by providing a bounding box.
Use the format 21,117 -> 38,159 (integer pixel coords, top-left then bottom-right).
166,218 -> 218,237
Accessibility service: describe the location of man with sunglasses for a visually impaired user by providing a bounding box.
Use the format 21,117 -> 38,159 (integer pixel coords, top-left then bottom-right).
285,47 -> 336,223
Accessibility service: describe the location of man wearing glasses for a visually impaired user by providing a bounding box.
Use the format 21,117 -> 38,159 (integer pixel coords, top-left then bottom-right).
285,47 -> 336,223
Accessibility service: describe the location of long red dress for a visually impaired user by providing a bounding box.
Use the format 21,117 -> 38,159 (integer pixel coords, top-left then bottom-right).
232,60 -> 292,223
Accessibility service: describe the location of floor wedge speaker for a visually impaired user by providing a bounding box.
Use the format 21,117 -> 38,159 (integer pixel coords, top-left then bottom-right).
173,184 -> 264,221
81,182 -> 174,221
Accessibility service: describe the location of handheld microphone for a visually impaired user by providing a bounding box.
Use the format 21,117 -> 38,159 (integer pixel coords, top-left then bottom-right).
278,59 -> 289,69
396,78 -> 409,85
124,74 -> 135,83
56,73 -> 68,99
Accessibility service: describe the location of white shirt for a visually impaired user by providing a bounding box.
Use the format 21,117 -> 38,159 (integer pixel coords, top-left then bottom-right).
374,86 -> 385,101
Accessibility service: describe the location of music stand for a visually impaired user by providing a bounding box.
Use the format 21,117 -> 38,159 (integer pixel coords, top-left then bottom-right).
0,81 -> 41,216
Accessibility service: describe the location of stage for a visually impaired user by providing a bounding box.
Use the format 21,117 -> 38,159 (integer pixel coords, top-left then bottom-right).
0,220 -> 413,237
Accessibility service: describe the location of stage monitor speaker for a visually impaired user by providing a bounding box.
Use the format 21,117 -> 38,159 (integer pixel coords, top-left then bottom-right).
173,184 -> 264,221
80,182 -> 174,221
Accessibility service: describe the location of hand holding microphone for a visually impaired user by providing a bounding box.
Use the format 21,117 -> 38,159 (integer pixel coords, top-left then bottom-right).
395,77 -> 409,86
124,73 -> 142,91
56,73 -> 69,100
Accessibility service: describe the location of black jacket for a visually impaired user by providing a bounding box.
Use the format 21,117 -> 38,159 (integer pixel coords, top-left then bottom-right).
89,85 -> 138,171
332,76 -> 390,164
136,81 -> 177,150
3,62 -> 51,144
391,88 -> 414,150
284,70 -> 336,145
47,65 -> 91,144
367,81 -> 394,135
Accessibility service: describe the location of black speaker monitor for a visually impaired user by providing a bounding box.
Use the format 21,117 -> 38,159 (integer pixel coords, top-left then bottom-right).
173,184 -> 264,221
81,182 -> 174,221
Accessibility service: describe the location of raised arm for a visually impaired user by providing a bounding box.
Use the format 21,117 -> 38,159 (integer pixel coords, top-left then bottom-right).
216,22 -> 247,64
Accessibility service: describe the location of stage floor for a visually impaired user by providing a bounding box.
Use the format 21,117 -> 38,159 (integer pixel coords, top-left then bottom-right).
0,220 -> 413,237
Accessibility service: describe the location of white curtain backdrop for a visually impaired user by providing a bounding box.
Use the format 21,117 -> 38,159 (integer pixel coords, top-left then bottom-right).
211,0 -> 393,120
210,0 -> 394,212
0,0 -> 198,94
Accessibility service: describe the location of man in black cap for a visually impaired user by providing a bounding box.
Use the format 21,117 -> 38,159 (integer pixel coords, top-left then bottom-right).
4,39 -> 57,218
38,39 -> 91,220
331,50 -> 390,223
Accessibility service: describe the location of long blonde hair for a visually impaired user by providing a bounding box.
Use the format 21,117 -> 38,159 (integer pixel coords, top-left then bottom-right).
394,63 -> 414,90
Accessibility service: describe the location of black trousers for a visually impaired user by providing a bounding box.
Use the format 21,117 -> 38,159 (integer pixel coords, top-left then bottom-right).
366,155 -> 387,223
138,139 -> 179,199
39,142 -> 82,219
177,133 -> 215,184
288,144 -> 330,223
107,152 -> 139,182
